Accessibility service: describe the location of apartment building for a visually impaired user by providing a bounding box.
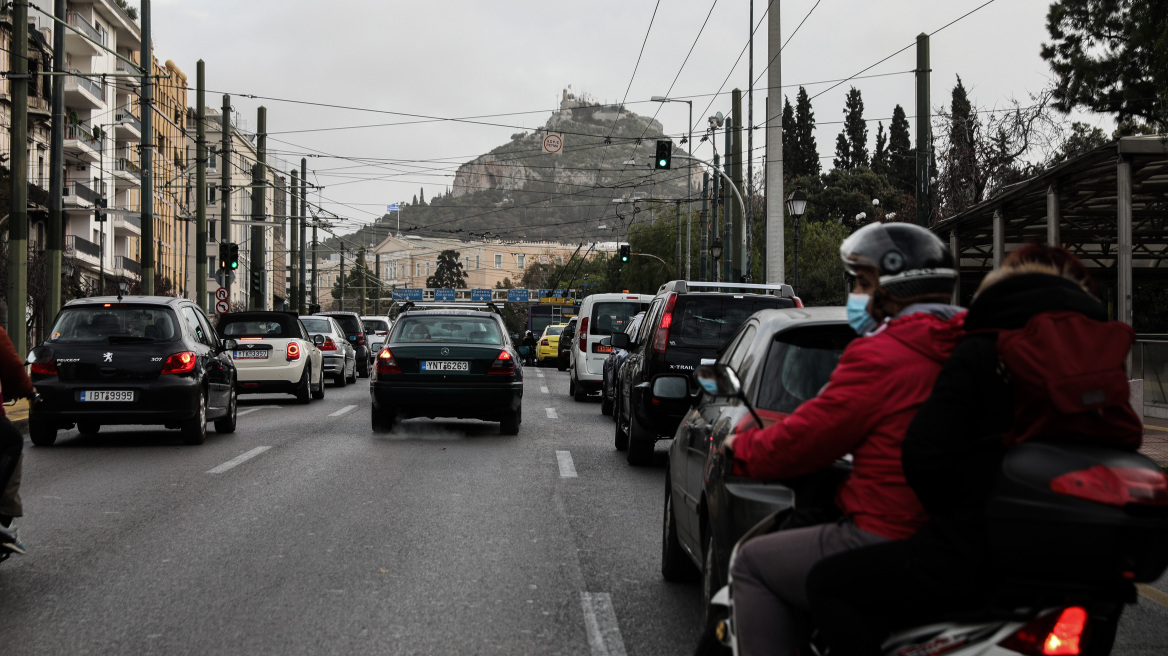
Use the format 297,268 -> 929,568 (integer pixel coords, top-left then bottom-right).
367,234 -> 583,290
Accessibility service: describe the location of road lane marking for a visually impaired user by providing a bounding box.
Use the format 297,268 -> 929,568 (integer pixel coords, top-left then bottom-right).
580,592 -> 627,656
536,371 -> 545,378
1144,424 -> 1168,433
207,446 -> 271,474
541,386 -> 549,394
556,451 -> 577,478
1138,584 -> 1168,609
329,404 -> 357,417
236,405 -> 282,417
546,407 -> 558,419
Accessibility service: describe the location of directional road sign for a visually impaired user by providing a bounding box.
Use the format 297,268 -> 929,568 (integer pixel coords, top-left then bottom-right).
215,287 -> 229,301
470,289 -> 493,302
434,289 -> 456,301
215,299 -> 231,315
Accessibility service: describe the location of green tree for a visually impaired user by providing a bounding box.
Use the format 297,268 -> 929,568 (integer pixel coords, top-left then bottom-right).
330,251 -> 381,312
938,76 -> 980,215
1047,121 -> 1110,165
788,217 -> 850,307
1042,0 -> 1168,133
792,87 -> 821,178
887,105 -> 914,195
833,87 -> 868,171
425,249 -> 467,288
782,97 -> 796,176
871,122 -> 889,176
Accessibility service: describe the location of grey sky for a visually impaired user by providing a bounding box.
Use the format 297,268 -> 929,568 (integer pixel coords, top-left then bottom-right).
148,0 -> 1090,236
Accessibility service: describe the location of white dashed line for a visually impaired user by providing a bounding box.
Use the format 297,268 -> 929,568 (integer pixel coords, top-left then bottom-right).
546,407 -> 558,419
556,450 -> 577,478
540,386 -> 549,394
207,446 -> 272,474
236,405 -> 281,417
580,592 -> 627,656
328,404 -> 357,417
536,370 -> 545,378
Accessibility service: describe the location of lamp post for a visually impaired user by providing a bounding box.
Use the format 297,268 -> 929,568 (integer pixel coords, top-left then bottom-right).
785,189 -> 808,294
710,237 -> 724,266
651,96 -> 693,280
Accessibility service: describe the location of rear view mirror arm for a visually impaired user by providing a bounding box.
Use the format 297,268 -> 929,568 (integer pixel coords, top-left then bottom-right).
738,389 -> 764,429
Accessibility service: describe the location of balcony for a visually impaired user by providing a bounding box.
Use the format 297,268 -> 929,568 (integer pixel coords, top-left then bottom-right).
113,59 -> 141,91
115,256 -> 141,278
64,69 -> 105,109
65,12 -> 104,57
63,180 -> 98,208
66,234 -> 101,267
114,112 -> 142,139
64,125 -> 101,162
112,211 -> 142,237
112,157 -> 141,187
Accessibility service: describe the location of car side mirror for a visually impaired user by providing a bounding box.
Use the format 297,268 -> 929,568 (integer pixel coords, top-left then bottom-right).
313,334 -> 325,346
652,375 -> 689,400
223,339 -> 237,351
610,333 -> 630,349
599,337 -> 611,347
695,364 -> 742,397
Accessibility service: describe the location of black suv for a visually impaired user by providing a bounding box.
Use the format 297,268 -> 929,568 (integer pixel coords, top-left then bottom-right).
557,317 -> 577,371
315,311 -> 371,377
611,281 -> 799,466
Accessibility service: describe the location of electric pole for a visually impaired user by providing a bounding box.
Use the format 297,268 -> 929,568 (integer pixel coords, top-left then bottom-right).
300,158 -> 308,313
46,0 -> 65,320
220,94 -> 232,300
140,0 -> 154,294
195,59 -> 207,312
700,172 -> 709,282
764,3 -> 784,283
746,0 -> 755,285
250,106 -> 266,309
731,90 -> 744,281
289,168 -> 299,312
915,33 -> 932,227
7,0 -> 29,354
338,253 -> 345,312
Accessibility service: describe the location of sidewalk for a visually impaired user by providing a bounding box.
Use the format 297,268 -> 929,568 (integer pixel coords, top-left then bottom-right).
1142,416 -> 1168,468
4,398 -> 29,435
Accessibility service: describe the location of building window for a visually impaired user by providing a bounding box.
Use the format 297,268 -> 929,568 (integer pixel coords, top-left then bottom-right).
425,262 -> 430,277
209,150 -> 217,169
494,254 -> 502,269
207,185 -> 217,203
517,254 -> 525,269
475,255 -> 480,269
416,263 -> 421,277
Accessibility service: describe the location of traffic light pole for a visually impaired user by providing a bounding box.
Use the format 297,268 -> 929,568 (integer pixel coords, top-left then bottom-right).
674,154 -> 746,247
221,94 -> 233,299
195,60 -> 207,312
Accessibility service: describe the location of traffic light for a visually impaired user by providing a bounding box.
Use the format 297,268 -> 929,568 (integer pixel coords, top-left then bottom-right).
619,244 -> 630,263
228,243 -> 240,270
218,243 -> 230,270
654,140 -> 672,170
250,267 -> 263,294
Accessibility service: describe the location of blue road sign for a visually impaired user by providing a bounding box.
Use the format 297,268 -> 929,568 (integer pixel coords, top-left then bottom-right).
434,288 -> 456,301
393,288 -> 423,301
470,289 -> 493,302
507,289 -> 530,302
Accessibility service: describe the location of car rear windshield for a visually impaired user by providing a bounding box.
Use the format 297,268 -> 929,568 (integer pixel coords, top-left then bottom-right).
299,317 -> 332,334
545,325 -> 565,336
364,319 -> 390,334
590,301 -> 648,336
671,296 -> 788,349
322,314 -> 361,336
756,327 -> 855,413
219,314 -> 299,339
49,305 -> 181,344
392,316 -> 503,344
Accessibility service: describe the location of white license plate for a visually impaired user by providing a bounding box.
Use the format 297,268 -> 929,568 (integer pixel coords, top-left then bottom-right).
234,350 -> 269,359
80,390 -> 134,402
421,360 -> 468,372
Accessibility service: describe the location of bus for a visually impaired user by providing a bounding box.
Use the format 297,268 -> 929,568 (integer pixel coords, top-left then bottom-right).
527,303 -> 577,335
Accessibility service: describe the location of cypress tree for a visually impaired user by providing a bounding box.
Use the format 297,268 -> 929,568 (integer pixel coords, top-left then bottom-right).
887,105 -> 914,195
794,86 -> 820,177
872,122 -> 888,176
833,132 -> 851,171
782,97 -> 796,178
844,87 -> 868,169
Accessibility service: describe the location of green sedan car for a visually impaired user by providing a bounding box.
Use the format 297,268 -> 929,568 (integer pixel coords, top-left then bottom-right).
370,309 -> 523,434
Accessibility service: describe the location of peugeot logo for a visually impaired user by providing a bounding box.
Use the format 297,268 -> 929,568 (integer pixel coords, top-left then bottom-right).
441,347 -> 450,356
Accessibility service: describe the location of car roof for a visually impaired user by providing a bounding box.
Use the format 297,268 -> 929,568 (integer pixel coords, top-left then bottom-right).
315,311 -> 360,317
63,295 -> 191,307
579,293 -> 654,305
397,309 -> 502,318
656,280 -> 797,298
751,306 -> 849,333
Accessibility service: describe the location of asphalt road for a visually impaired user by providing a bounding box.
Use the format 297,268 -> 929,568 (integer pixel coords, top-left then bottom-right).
0,365 -> 1165,655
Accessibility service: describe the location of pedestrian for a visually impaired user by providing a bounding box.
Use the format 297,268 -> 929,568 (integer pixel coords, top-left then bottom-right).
0,324 -> 36,555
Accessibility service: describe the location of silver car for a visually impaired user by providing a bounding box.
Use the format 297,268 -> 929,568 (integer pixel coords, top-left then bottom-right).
361,315 -> 393,356
299,315 -> 357,386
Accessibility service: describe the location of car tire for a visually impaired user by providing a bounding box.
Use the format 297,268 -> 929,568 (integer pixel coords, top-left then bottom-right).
500,404 -> 521,436
572,375 -> 588,402
372,406 -> 395,433
181,391 -> 208,445
700,531 -> 729,645
358,360 -> 369,378
311,369 -> 326,400
214,385 -> 238,434
77,422 -> 101,436
600,382 -> 613,416
29,420 -> 57,447
662,474 -> 699,582
614,394 -> 629,451
347,362 -> 358,384
294,366 -> 312,405
557,356 -> 567,372
626,410 -> 654,466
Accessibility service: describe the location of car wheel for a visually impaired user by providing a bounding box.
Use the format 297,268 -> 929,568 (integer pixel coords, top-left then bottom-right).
662,474 -> 699,582
77,422 -> 101,436
600,380 -> 613,416
358,359 -> 369,378
214,385 -> 238,434
181,391 -> 208,445
372,406 -> 395,433
500,403 -> 521,435
572,375 -> 588,402
626,409 -> 654,466
29,420 -> 57,447
614,393 -> 629,451
347,361 -> 358,384
294,365 -> 312,405
311,368 -> 326,400
699,532 -> 730,645
557,356 -> 567,371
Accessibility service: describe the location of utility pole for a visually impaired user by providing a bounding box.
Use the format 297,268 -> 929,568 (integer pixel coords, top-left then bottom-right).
338,253 -> 345,312
289,168 -> 299,312
374,253 -> 381,316
299,159 -> 308,313
195,59 -> 207,312
311,217 -> 318,309
731,90 -> 744,281
764,3 -> 784,283
674,200 -> 681,279
724,117 -> 734,283
915,33 -> 932,227
700,172 -> 709,282
7,0 -> 29,354
746,0 -> 755,285
220,94 -> 232,300
250,106 -> 267,310
46,0 -> 65,320
711,154 -> 721,282
140,0 -> 154,294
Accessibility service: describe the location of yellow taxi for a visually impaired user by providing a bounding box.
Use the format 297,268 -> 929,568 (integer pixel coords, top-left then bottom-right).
536,323 -> 568,365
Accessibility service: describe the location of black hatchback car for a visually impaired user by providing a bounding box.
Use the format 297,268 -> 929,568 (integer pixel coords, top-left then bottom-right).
657,307 -> 853,629
27,296 -> 239,446
370,308 -> 523,434
315,311 -> 371,378
612,281 -> 800,466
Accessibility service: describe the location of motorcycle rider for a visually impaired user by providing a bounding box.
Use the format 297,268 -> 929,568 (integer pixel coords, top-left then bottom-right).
806,244 -> 1141,656
720,222 -> 964,656
0,324 -> 36,555
522,330 -> 538,366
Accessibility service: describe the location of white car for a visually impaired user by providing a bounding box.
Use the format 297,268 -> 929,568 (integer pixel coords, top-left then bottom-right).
569,292 -> 654,402
217,311 -> 325,404
361,315 -> 393,355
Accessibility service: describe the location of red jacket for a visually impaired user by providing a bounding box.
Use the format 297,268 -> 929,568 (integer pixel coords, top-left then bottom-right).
730,309 -> 966,540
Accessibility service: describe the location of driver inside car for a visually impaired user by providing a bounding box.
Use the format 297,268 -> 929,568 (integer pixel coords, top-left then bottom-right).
720,223 -> 965,656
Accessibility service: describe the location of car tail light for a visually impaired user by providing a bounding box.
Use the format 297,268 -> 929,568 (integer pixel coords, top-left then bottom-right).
999,607 -> 1088,656
793,296 -> 805,308
161,351 -> 197,375
541,338 -> 550,346
376,348 -> 401,374
287,342 -> 301,361
356,334 -> 366,346
579,317 -> 589,352
489,350 -> 515,375
653,293 -> 678,354
1050,465 -> 1168,507
320,337 -> 338,351
30,360 -> 57,375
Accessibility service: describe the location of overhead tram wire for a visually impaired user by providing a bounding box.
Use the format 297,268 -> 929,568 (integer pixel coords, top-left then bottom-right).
635,0 -> 720,143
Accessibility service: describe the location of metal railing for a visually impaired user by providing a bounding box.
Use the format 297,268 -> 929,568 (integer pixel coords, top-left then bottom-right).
65,124 -> 100,150
115,112 -> 141,133
115,157 -> 141,179
66,12 -> 103,45
115,256 -> 141,275
1134,337 -> 1168,405
64,180 -> 98,204
66,234 -> 101,259
67,68 -> 104,100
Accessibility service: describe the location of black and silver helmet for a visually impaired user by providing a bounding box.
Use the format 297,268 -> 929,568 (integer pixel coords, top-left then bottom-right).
840,222 -> 956,298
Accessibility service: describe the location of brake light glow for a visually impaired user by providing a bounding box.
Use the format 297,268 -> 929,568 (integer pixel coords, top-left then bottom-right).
161,351 -> 197,375
1050,465 -> 1168,507
489,350 -> 515,375
999,607 -> 1088,656
31,360 -> 57,375
579,317 -> 589,352
541,338 -> 550,346
793,296 -> 805,308
319,337 -> 338,351
376,348 -> 401,375
653,293 -> 678,354
286,342 -> 301,361
356,334 -> 366,346
239,337 -> 262,341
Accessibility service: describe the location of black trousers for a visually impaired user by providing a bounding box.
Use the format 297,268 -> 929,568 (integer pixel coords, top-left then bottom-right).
0,416 -> 23,519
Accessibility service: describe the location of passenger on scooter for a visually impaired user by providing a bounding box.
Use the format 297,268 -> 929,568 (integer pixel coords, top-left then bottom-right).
806,244 -> 1142,656
720,223 -> 964,656
0,324 -> 37,555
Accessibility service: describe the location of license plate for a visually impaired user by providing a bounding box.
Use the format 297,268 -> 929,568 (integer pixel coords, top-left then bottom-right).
80,390 -> 134,402
594,344 -> 614,354
421,360 -> 468,372
234,350 -> 269,359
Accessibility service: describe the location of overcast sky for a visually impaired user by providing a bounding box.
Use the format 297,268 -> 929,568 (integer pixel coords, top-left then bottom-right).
147,0 -> 1095,237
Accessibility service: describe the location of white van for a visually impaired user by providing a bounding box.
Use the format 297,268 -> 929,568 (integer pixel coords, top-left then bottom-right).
569,292 -> 654,401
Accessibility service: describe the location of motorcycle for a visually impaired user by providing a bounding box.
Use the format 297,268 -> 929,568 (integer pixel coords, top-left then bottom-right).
699,441 -> 1168,656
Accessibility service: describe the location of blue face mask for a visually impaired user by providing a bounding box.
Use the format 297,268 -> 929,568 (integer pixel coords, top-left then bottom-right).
847,293 -> 878,335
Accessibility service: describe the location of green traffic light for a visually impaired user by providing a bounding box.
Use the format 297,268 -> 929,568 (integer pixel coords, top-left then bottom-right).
658,159 -> 667,167
230,262 -> 238,269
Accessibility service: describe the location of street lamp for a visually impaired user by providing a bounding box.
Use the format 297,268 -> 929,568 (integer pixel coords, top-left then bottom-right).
785,189 -> 808,294
651,95 -> 693,280
710,237 -> 724,262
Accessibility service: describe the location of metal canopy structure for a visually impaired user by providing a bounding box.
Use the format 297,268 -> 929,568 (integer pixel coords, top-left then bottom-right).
932,136 -> 1168,325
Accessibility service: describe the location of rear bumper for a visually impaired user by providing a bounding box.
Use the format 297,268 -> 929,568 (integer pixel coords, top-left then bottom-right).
235,359 -> 306,392
371,381 -> 522,420
631,386 -> 688,439
30,375 -> 201,426
320,354 -> 346,374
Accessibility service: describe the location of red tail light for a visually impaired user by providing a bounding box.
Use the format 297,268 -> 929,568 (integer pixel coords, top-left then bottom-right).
286,342 -> 301,361
489,350 -> 515,375
541,338 -> 550,346
356,334 -> 366,346
1000,607 -> 1088,656
578,317 -> 589,352
1050,465 -> 1168,507
31,360 -> 57,375
793,296 -> 805,308
653,293 -> 678,353
161,351 -> 197,375
376,348 -> 401,375
320,337 -> 338,351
